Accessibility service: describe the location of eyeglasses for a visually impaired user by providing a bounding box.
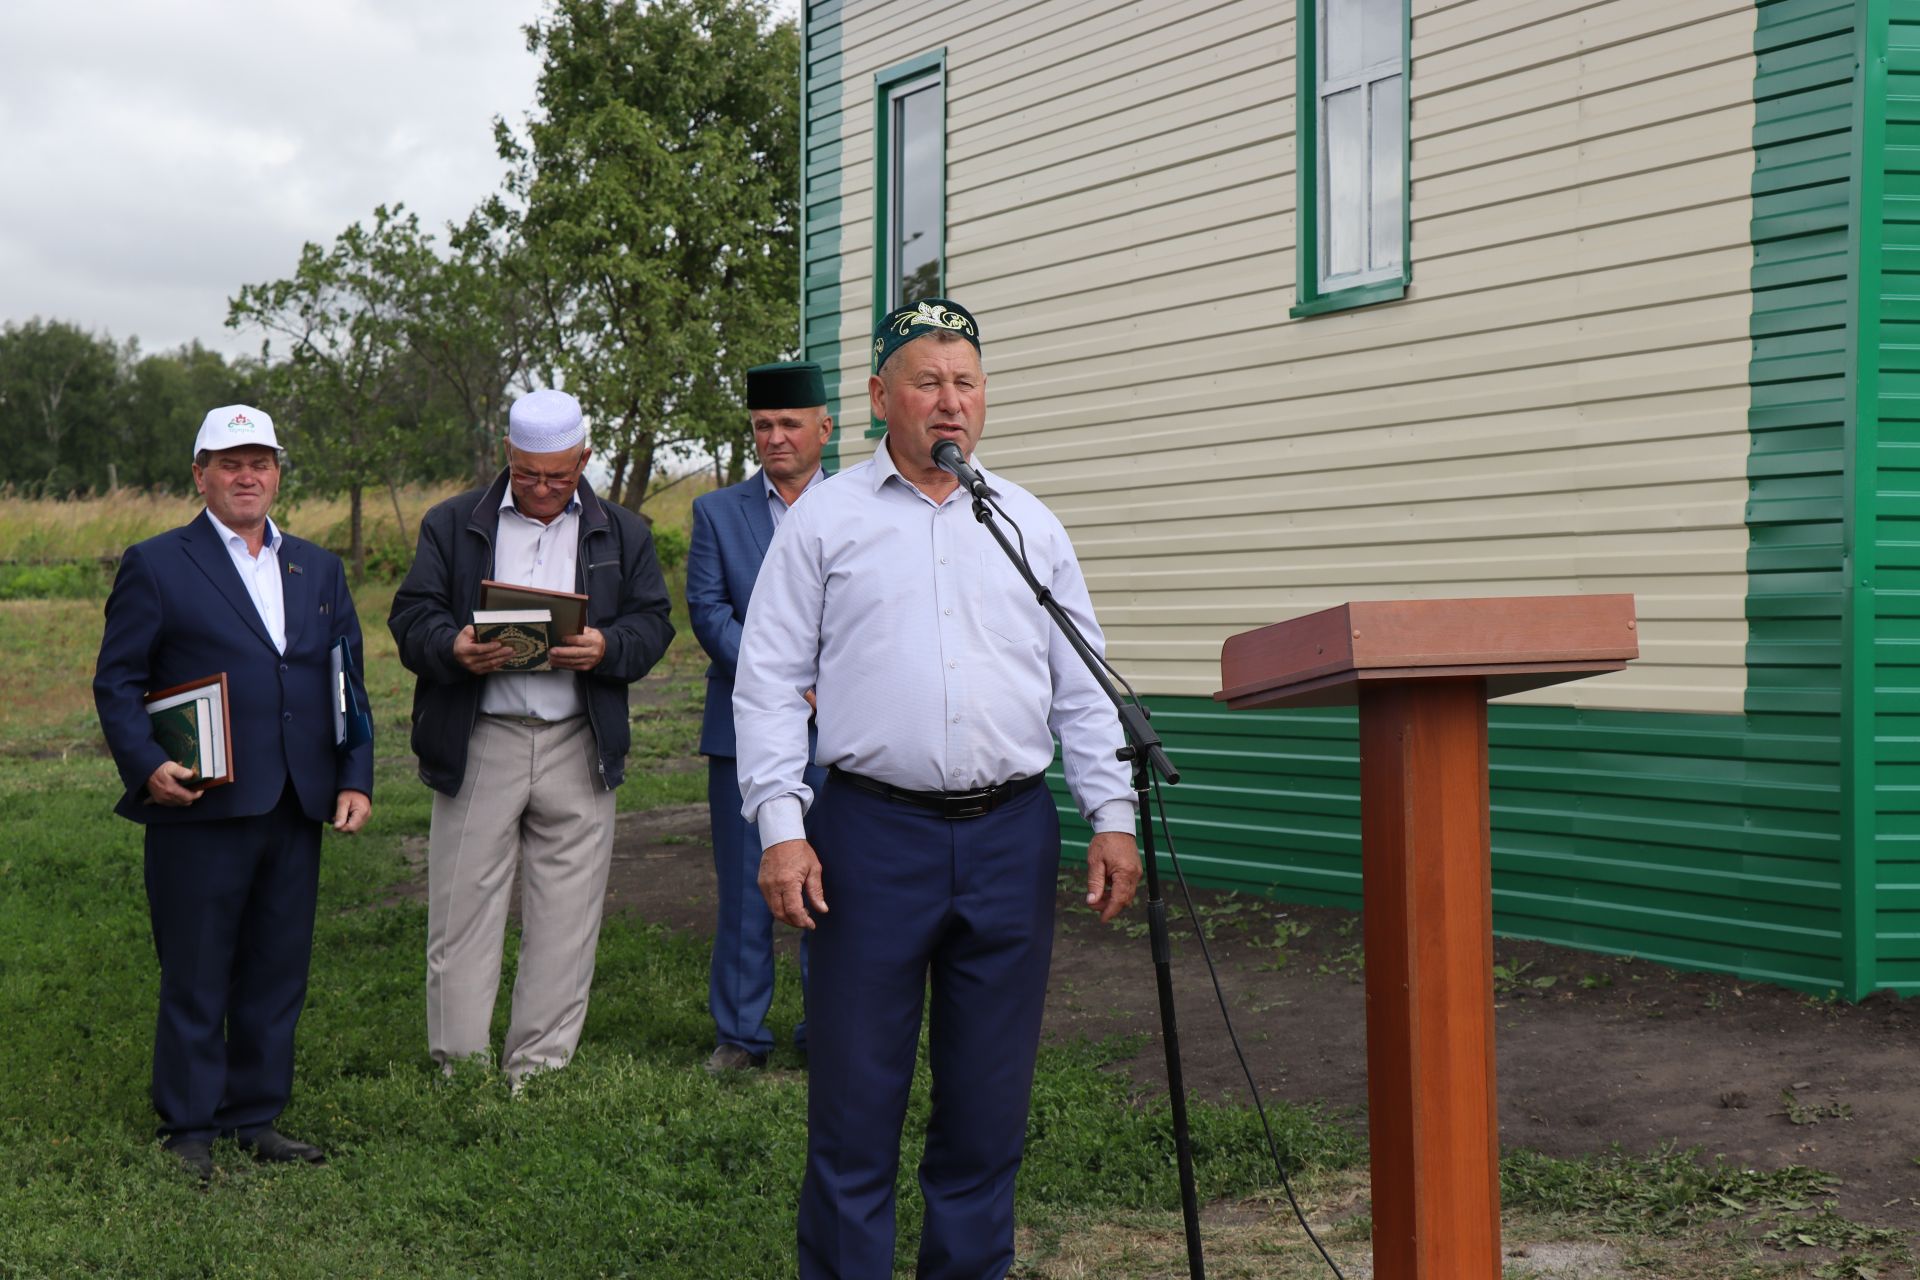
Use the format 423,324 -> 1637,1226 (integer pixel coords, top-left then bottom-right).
509,467 -> 582,490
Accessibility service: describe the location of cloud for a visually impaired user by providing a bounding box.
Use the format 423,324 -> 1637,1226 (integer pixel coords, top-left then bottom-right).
0,0 -> 545,355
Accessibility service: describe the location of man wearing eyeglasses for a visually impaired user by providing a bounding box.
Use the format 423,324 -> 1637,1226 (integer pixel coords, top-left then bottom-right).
388,389 -> 674,1088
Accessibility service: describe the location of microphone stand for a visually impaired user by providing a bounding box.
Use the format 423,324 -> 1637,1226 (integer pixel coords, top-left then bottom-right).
966,486 -> 1206,1280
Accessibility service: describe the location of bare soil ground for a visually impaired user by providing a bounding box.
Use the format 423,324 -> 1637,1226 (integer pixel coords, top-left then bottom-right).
387,795 -> 1920,1241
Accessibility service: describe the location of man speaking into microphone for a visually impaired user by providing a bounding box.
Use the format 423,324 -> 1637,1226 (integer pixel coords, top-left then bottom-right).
734,298 -> 1143,1280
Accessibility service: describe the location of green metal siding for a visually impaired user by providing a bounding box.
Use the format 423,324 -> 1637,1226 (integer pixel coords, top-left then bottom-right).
1053,0 -> 1865,998
1869,0 -> 1920,992
801,1 -> 847,472
1057,695 -> 1847,992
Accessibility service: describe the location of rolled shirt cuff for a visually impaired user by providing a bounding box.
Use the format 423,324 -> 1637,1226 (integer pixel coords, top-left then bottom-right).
755,795 -> 809,850
1090,798 -> 1137,836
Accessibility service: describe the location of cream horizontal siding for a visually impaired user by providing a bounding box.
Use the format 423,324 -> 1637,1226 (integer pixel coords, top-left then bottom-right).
810,0 -> 1755,713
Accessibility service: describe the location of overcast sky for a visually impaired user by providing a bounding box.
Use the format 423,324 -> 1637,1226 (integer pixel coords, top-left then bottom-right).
0,1 -> 798,362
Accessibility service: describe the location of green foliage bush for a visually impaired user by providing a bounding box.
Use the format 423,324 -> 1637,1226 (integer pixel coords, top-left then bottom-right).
361,534 -> 415,583
0,561 -> 108,600
306,517 -> 415,584
651,524 -> 689,573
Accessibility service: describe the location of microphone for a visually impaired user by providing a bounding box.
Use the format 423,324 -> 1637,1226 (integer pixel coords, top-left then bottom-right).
932,439 -> 989,499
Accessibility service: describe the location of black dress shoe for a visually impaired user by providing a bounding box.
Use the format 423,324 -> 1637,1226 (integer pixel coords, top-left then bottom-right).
166,1139 -> 213,1183
704,1044 -> 768,1074
238,1127 -> 325,1164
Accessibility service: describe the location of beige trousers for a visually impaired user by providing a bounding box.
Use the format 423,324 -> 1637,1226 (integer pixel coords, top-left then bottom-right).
426,714 -> 616,1082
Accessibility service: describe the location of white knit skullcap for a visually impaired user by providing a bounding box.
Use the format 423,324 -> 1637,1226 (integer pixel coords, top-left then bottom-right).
507,390 -> 586,452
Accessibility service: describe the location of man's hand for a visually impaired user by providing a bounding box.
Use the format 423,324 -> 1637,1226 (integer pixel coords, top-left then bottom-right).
145,761 -> 200,807
331,790 -> 371,834
1084,831 -> 1142,923
452,624 -> 511,675
549,625 -> 606,672
759,839 -> 828,929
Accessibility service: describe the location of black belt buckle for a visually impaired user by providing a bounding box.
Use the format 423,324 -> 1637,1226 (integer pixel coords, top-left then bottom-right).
941,787 -> 996,820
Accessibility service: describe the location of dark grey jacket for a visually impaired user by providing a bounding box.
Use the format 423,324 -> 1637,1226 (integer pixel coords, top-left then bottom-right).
387,470 -> 675,796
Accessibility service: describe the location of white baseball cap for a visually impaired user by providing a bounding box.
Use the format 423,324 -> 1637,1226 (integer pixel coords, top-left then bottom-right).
193,404 -> 280,458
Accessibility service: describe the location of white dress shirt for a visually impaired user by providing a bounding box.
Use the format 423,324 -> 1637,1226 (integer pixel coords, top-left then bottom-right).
734,437 -> 1135,849
764,465 -> 826,530
204,509 -> 285,654
479,489 -> 586,721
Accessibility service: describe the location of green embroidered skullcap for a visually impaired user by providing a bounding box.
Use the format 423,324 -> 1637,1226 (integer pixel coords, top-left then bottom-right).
745,361 -> 828,410
872,298 -> 981,372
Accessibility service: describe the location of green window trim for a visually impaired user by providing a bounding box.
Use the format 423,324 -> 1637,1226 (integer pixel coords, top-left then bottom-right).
1291,0 -> 1412,320
868,47 -> 948,437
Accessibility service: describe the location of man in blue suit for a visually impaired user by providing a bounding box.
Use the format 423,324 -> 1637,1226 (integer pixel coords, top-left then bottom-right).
687,361 -> 832,1072
93,405 -> 373,1182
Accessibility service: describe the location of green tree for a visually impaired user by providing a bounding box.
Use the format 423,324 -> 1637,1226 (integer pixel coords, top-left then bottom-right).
228,206 -> 448,578
0,319 -> 122,494
405,215 -> 539,488
494,0 -> 801,510
119,342 -> 262,493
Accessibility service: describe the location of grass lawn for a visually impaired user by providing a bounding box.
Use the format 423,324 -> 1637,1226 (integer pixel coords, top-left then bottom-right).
0,577 -> 1355,1279
1,517 -> 1910,1278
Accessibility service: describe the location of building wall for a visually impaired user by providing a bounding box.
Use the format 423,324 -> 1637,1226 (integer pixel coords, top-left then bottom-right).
1866,0 -> 1920,994
811,0 -> 1758,712
802,0 -> 1870,993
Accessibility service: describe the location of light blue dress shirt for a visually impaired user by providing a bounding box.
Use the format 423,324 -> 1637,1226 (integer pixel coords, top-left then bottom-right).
734,437 -> 1135,849
764,465 -> 826,529
203,509 -> 284,654
479,489 -> 585,721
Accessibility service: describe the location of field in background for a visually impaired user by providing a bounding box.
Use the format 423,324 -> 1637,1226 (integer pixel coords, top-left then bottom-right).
0,471 -> 716,599
0,471 -> 714,560
0,485 -> 446,564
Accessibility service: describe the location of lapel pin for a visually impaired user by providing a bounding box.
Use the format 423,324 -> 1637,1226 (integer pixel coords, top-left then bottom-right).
287,562 -> 304,575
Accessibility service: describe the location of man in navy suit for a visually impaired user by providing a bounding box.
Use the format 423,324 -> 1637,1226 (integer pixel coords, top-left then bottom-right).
93,405 -> 373,1183
687,361 -> 832,1072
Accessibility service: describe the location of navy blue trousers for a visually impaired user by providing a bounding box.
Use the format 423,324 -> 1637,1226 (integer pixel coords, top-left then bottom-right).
798,777 -> 1059,1280
143,780 -> 321,1145
707,757 -> 825,1055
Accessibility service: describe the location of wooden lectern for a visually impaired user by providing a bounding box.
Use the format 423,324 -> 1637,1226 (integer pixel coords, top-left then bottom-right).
1215,595 -> 1638,1279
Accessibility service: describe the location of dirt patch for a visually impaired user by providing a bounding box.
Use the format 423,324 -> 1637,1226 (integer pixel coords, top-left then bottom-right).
393,784 -> 1920,1240
1041,887 -> 1920,1235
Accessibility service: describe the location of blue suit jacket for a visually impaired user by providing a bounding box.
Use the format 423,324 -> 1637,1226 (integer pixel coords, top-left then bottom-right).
93,511 -> 375,825
687,472 -> 795,759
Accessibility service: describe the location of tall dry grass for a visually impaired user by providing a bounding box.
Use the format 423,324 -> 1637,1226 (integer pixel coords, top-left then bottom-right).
0,485 -> 456,562
0,471 -> 717,563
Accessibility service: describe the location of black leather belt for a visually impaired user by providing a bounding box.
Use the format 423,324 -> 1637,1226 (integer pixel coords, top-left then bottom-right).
828,767 -> 1044,821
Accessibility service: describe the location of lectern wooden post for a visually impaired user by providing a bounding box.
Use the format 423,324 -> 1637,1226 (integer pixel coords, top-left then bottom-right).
1214,595 -> 1638,1279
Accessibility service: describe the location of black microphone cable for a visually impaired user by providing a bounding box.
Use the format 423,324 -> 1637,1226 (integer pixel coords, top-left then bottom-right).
979,490 -> 1348,1279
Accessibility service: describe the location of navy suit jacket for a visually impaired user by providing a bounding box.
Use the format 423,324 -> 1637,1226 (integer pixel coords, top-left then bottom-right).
93,511 -> 375,825
688,472 -> 803,759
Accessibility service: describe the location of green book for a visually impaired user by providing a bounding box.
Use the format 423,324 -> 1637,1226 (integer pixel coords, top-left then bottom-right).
474,609 -> 555,673
150,702 -> 211,782
144,673 -> 231,790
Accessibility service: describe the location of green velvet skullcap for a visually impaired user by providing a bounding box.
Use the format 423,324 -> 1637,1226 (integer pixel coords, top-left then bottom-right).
745,361 -> 828,410
872,298 -> 981,372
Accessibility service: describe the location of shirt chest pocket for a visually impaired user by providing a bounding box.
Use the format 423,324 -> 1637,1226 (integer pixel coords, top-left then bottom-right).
974,549 -> 1046,653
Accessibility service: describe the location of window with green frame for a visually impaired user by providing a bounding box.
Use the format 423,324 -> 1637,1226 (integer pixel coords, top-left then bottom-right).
869,49 -> 947,432
1293,0 -> 1409,318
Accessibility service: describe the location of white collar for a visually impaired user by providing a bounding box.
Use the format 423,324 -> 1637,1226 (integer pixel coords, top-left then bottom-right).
872,434 -> 997,498
205,508 -> 280,555
499,488 -> 582,518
